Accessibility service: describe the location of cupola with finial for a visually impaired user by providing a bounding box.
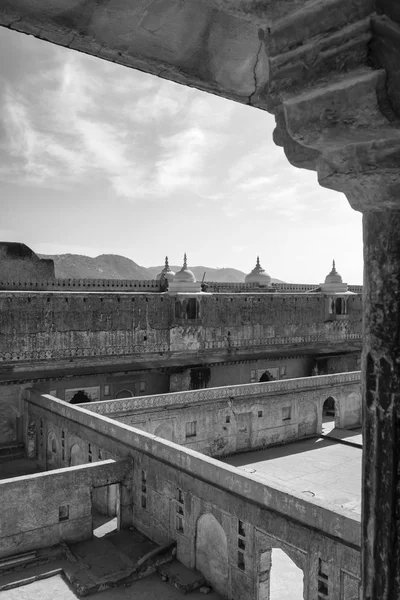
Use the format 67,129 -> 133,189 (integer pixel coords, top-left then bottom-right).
156,256 -> 175,281
167,253 -> 202,295
245,256 -> 272,286
320,259 -> 348,293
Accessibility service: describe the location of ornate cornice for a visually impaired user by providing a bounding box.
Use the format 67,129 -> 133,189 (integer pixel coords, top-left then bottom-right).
84,371 -> 361,416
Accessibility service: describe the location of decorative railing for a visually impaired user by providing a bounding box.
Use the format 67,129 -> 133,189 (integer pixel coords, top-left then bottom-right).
0,278 -> 362,294
83,371 -> 361,415
0,332 -> 362,362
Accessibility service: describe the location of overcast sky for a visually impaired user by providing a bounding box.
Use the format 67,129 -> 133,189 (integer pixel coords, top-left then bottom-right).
0,28 -> 363,283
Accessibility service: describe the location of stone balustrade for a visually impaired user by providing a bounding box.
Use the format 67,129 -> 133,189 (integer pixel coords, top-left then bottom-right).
83,371 -> 361,415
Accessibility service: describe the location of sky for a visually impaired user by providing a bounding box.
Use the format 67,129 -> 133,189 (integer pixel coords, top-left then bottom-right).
0,28 -> 363,284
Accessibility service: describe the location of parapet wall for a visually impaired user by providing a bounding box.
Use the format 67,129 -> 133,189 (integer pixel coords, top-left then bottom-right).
85,371 -> 361,415
0,278 -> 160,292
0,292 -> 363,365
0,278 -> 362,294
83,372 -> 362,456
0,459 -> 133,558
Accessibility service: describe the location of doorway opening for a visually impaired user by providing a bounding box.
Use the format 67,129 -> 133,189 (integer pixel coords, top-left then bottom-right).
322,396 -> 336,434
91,483 -> 120,538
70,390 -> 91,404
269,548 -> 303,600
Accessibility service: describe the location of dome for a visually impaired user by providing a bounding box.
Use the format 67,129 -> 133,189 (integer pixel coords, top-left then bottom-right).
324,260 -> 343,284
156,256 -> 175,280
245,256 -> 272,285
174,253 -> 196,283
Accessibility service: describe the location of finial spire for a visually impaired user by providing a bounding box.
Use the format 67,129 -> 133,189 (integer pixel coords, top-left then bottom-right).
165,256 -> 169,269
183,253 -> 187,269
332,259 -> 336,271
256,255 -> 260,268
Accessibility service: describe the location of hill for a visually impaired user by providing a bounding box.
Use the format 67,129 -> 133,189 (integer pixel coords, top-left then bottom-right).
39,254 -> 284,283
38,254 -> 153,280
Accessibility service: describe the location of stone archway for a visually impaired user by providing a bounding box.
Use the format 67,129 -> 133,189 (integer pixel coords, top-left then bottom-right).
269,548 -> 304,600
70,443 -> 85,466
195,513 -> 228,594
322,396 -> 339,430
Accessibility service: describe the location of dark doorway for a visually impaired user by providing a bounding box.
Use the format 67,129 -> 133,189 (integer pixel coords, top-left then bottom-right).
70,390 -> 91,404
92,483 -> 120,538
190,367 -> 211,390
259,370 -> 275,382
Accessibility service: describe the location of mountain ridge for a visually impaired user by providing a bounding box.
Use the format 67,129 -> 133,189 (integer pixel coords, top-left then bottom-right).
39,253 -> 284,283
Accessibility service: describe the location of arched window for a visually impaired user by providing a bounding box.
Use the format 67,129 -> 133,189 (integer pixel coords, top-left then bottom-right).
187,298 -> 199,319
116,389 -> 133,399
335,297 -> 344,315
175,300 -> 182,318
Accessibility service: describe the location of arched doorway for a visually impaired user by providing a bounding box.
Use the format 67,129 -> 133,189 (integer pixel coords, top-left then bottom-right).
195,514 -> 228,594
269,548 -> 304,600
115,389 -> 133,399
322,396 -> 337,433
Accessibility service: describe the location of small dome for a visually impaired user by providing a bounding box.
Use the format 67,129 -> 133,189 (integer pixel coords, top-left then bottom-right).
156,256 -> 175,280
245,256 -> 271,285
174,253 -> 196,283
325,260 -> 343,284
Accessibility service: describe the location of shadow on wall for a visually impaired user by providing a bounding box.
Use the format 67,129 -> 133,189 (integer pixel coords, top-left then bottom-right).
195,514 -> 228,594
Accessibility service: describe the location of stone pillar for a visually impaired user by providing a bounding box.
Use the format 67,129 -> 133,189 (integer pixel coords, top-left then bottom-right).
362,210 -> 400,600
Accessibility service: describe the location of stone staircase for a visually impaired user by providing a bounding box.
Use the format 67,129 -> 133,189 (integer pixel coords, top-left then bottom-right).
0,528 -> 177,597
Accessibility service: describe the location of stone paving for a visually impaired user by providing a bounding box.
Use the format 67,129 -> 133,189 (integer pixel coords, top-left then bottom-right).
223,436 -> 362,517
0,572 -> 223,600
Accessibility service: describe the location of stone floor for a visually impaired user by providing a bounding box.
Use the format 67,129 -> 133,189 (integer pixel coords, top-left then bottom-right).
222,435 -> 362,517
0,572 -> 224,600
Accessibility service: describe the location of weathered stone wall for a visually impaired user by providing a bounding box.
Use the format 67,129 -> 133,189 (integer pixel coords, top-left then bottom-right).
0,292 -> 362,367
84,372 -> 362,456
23,391 -> 360,599
0,459 -> 133,558
0,243 -> 55,282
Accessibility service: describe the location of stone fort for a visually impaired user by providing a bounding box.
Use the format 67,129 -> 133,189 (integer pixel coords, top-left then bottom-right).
0,1 -> 399,598
0,244 -> 363,599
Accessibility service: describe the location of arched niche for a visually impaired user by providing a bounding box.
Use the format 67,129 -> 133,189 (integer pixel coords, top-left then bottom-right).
195,513 -> 228,594
70,443 -> 85,466
153,420 -> 175,442
298,400 -> 318,437
46,430 -> 59,470
342,391 -> 362,428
